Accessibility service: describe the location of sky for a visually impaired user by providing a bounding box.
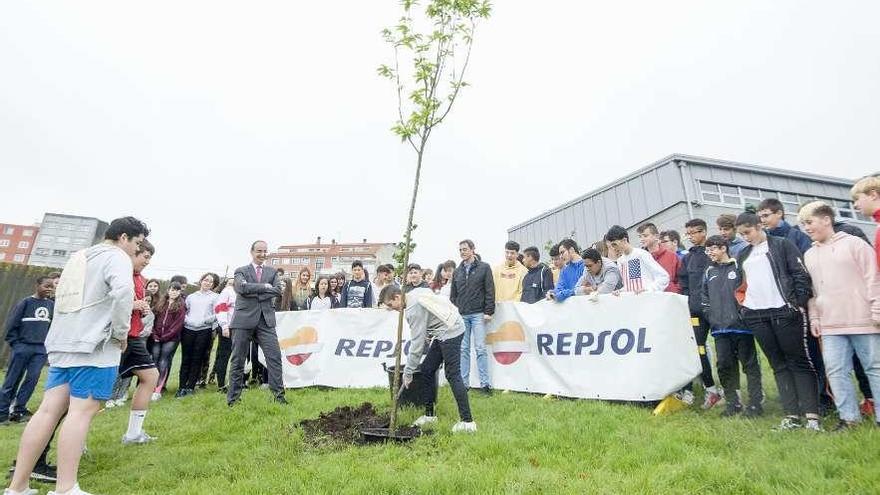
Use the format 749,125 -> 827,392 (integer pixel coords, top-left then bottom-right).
2,1 -> 878,281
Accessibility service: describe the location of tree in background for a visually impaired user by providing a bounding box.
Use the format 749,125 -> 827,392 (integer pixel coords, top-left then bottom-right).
378,0 -> 491,432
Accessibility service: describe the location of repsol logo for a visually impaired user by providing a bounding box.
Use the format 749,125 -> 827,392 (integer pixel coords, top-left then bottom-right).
537,328 -> 651,356
334,339 -> 411,358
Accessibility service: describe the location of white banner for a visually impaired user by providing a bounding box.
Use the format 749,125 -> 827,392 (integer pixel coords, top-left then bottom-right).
271,292 -> 702,401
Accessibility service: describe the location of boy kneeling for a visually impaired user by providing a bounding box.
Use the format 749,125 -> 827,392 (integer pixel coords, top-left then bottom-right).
382,286 -> 477,433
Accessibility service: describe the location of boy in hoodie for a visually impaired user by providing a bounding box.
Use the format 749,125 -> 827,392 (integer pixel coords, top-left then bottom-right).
521,246 -> 554,303
801,202 -> 880,429
576,248 -> 623,295
852,175 -> 880,266
0,277 -> 55,425
547,239 -> 585,302
701,235 -> 764,417
494,241 -> 528,302
340,261 -> 373,308
5,216 -> 147,495
383,286 -> 476,433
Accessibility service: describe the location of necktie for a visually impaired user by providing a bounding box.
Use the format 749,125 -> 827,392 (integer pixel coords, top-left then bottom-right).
255,265 -> 263,283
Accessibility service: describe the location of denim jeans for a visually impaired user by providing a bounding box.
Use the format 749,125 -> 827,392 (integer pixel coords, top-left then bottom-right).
460,313 -> 491,388
822,334 -> 880,422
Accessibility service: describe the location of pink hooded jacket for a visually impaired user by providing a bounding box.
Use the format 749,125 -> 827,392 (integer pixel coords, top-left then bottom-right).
805,232 -> 880,335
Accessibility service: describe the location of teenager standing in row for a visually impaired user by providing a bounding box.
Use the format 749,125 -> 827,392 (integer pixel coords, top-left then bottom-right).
177,273 -> 219,398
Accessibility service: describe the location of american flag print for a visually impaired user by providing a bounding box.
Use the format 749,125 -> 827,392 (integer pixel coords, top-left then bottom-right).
624,258 -> 643,292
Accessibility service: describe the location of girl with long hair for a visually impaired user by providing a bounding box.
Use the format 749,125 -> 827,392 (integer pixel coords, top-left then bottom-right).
149,282 -> 186,399
309,276 -> 339,310
291,267 -> 312,310
431,260 -> 457,298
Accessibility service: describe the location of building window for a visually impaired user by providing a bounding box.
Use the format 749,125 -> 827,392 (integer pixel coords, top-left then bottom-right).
13,254 -> 25,262
34,248 -> 49,256
52,249 -> 67,256
316,258 -> 324,272
3,227 -> 14,235
301,257 -> 309,264
0,253 -> 4,260
272,258 -> 280,265
23,229 -> 34,237
0,240 -> 9,247
18,241 -> 29,249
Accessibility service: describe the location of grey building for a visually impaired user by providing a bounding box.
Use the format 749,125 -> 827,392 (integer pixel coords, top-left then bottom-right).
509,154 -> 875,252
29,213 -> 109,268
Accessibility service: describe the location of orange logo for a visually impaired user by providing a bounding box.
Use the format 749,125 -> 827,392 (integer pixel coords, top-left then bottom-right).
485,321 -> 529,365
279,326 -> 324,366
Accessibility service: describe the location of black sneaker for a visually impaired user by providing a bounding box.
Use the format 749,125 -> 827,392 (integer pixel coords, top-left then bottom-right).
10,410 -> 33,423
744,404 -> 764,418
31,462 -> 57,483
274,396 -> 289,405
480,386 -> 493,396
196,381 -> 207,389
218,386 -> 228,393
721,403 -> 743,417
832,420 -> 858,432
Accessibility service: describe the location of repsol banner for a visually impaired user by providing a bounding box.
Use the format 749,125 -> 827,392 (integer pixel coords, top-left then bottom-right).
271,292 -> 701,400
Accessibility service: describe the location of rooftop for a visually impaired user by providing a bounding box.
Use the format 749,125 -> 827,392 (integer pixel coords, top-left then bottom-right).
509,153 -> 858,231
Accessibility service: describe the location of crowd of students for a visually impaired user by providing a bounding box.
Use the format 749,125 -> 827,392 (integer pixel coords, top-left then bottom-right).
4,177 -> 880,493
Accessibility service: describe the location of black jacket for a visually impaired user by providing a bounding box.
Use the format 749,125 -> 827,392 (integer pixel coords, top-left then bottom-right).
521,263 -> 554,304
678,245 -> 710,315
736,235 -> 813,309
700,261 -> 745,330
834,221 -> 870,245
450,259 -> 495,315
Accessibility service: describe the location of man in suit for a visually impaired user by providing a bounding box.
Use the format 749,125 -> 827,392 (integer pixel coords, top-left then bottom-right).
226,240 -> 288,406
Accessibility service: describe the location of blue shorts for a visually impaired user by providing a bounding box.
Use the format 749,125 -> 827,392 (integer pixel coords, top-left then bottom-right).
45,366 -> 119,400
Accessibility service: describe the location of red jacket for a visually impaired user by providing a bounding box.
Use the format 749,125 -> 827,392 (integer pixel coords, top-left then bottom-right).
652,247 -> 682,293
129,274 -> 145,338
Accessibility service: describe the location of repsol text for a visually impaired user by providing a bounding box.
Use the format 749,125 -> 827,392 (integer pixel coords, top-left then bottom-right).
536,328 -> 651,356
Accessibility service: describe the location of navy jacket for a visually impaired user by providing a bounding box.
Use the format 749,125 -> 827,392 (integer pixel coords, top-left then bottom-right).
679,245 -> 710,315
766,220 -> 812,255
4,297 -> 54,347
700,261 -> 747,331
521,263 -> 554,304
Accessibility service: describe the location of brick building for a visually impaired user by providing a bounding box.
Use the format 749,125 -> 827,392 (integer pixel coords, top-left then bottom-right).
268,238 -> 396,278
0,223 -> 39,265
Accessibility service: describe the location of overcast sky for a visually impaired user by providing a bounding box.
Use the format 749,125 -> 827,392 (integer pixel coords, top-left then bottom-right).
2,1 -> 878,280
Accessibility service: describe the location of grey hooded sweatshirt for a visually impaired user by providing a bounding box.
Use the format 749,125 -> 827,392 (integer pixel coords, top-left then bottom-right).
402,288 -> 465,377
575,257 -> 623,295
46,243 -> 135,368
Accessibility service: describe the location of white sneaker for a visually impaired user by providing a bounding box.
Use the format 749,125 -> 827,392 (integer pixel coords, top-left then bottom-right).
412,415 -> 437,427
122,431 -> 157,445
150,392 -> 161,402
678,390 -> 695,406
104,399 -> 118,409
451,421 -> 477,433
259,383 -> 270,390
48,483 -> 93,495
4,488 -> 38,495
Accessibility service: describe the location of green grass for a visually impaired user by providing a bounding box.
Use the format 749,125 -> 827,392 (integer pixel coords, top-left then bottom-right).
1,368 -> 879,494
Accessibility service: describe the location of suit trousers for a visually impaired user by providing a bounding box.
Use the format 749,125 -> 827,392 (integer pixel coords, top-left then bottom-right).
227,314 -> 285,403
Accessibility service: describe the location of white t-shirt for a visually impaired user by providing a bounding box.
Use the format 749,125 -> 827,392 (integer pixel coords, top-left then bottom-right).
310,295 -> 334,311
742,241 -> 786,310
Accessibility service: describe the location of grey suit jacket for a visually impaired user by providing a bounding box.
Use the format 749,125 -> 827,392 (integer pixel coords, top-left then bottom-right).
230,264 -> 283,329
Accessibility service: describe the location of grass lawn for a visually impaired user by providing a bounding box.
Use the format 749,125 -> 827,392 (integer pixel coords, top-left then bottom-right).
1,365 -> 879,494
